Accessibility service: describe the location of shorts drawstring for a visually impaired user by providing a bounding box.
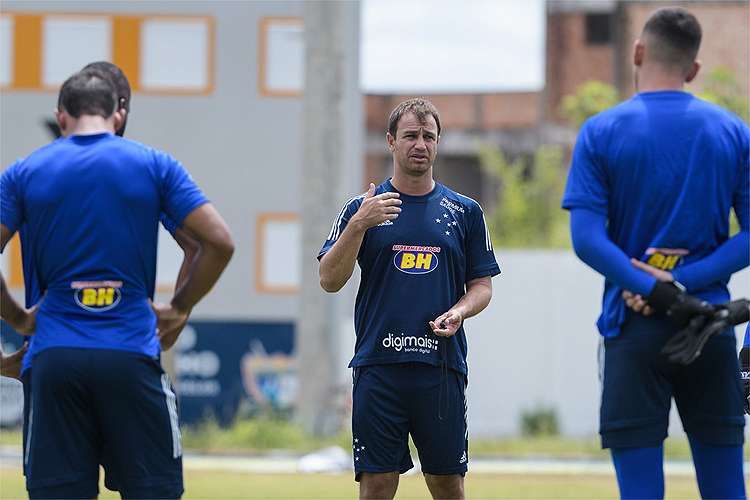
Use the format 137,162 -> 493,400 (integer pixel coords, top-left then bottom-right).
438,339 -> 448,421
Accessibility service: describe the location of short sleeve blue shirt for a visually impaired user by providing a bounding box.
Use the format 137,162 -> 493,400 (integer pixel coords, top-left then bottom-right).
562,91 -> 750,337
319,179 -> 500,374
1,133 -> 207,360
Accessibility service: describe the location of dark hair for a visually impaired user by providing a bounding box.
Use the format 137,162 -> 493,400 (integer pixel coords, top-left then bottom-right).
82,61 -> 131,135
82,61 -> 131,112
642,7 -> 702,73
58,69 -> 117,119
387,98 -> 442,137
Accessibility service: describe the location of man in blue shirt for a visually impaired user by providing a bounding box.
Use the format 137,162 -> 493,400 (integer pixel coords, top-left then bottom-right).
0,61 -> 203,496
319,98 -> 500,499
562,8 -> 748,499
0,69 -> 234,499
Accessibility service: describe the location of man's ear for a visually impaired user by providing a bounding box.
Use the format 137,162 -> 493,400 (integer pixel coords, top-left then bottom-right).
113,110 -> 125,133
633,38 -> 645,67
386,132 -> 396,152
55,109 -> 67,134
685,60 -> 701,83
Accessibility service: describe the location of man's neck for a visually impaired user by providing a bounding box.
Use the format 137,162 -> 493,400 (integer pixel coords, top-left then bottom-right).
391,169 -> 435,196
636,66 -> 686,93
67,115 -> 115,136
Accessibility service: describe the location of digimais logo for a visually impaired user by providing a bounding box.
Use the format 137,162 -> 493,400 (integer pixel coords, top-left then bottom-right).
392,244 -> 440,275
382,332 -> 439,355
71,280 -> 123,312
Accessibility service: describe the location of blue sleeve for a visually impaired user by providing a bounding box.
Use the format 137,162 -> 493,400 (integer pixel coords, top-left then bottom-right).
465,202 -> 501,281
159,213 -> 179,236
744,323 -> 750,348
561,121 -> 609,215
570,208 -> 657,296
155,150 -> 208,227
318,196 -> 363,260
1,161 -> 23,234
672,124 -> 750,291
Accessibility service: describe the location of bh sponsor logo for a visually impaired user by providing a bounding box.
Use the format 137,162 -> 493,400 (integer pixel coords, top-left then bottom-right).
392,244 -> 440,275
382,332 -> 439,355
643,247 -> 689,271
72,280 -> 122,312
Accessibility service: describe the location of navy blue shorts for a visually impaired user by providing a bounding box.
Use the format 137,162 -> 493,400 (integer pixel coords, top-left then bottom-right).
25,348 -> 183,499
351,363 -> 468,479
600,314 -> 745,449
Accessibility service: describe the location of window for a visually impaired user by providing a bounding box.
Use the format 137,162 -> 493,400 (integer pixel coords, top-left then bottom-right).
585,13 -> 611,45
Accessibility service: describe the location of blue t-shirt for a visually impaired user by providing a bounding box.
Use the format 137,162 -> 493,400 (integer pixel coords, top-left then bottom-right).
562,91 -> 750,337
318,179 -> 501,374
15,210 -> 180,375
1,133 -> 207,361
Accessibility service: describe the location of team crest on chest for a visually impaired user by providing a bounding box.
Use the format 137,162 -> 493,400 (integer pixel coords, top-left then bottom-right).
392,244 -> 440,274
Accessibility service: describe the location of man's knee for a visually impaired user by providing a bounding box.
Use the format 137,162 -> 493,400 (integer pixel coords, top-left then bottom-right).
424,473 -> 464,499
359,472 -> 399,499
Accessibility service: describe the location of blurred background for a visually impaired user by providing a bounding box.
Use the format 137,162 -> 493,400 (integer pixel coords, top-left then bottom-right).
0,0 -> 748,496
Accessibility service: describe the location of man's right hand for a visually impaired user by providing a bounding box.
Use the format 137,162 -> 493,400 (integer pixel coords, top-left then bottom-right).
152,302 -> 190,351
0,344 -> 27,380
349,183 -> 401,231
9,304 -> 39,336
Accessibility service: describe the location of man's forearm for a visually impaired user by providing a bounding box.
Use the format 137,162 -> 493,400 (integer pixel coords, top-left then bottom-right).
319,221 -> 366,292
171,242 -> 232,312
672,229 -> 749,291
0,272 -> 25,326
453,277 -> 493,320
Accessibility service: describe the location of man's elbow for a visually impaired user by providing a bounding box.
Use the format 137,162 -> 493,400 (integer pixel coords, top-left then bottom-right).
319,275 -> 342,293
207,233 -> 234,265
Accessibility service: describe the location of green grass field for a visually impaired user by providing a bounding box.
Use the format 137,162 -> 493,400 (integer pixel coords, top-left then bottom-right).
0,468 -> 702,499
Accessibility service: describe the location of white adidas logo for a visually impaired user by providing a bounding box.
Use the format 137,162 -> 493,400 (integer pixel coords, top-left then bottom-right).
459,451 -> 467,464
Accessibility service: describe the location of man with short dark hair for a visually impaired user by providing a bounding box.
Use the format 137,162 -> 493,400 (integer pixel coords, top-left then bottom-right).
562,7 -> 748,498
319,97 -> 500,499
1,68 -> 234,499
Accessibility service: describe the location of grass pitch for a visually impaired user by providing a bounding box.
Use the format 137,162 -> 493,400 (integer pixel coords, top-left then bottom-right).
0,468 -> 701,499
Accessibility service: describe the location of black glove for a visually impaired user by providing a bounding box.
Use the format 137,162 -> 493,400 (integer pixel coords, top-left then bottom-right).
647,281 -> 715,327
661,299 -> 750,365
740,346 -> 750,415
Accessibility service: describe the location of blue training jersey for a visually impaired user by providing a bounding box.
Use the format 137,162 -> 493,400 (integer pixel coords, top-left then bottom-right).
1,133 -> 207,360
318,179 -> 500,374
15,211 -> 180,375
562,91 -> 750,338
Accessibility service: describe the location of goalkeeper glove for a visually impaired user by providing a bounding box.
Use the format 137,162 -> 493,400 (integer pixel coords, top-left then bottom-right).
647,281 -> 715,327
661,299 -> 749,365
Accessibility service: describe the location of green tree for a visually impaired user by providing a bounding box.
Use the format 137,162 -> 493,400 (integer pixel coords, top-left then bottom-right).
559,80 -> 619,128
479,145 -> 569,248
698,66 -> 750,123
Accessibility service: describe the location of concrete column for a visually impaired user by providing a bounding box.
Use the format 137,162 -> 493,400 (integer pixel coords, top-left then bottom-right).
297,0 -> 362,436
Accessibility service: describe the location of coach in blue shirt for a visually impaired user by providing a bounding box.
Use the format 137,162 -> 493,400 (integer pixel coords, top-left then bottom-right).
319,98 -> 500,500
563,7 -> 748,499
0,69 -> 234,499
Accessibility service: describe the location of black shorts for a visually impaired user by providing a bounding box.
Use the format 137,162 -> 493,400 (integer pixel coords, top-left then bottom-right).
25,347 -> 183,499
599,314 -> 745,449
352,363 -> 468,479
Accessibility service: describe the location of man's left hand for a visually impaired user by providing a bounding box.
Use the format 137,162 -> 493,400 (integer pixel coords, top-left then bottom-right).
429,310 -> 463,337
152,302 -> 190,350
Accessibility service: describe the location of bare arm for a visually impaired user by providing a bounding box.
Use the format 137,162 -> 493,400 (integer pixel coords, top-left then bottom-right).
153,204 -> 233,349
430,276 -> 493,337
318,220 -> 368,292
172,226 -> 201,292
0,224 -> 36,335
319,184 -> 401,292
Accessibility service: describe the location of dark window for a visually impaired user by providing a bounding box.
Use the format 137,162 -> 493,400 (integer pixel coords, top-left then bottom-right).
585,13 -> 611,45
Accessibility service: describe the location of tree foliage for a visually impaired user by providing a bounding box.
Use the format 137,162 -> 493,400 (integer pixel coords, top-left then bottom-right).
697,66 -> 750,124
479,145 -> 569,248
559,80 -> 619,129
